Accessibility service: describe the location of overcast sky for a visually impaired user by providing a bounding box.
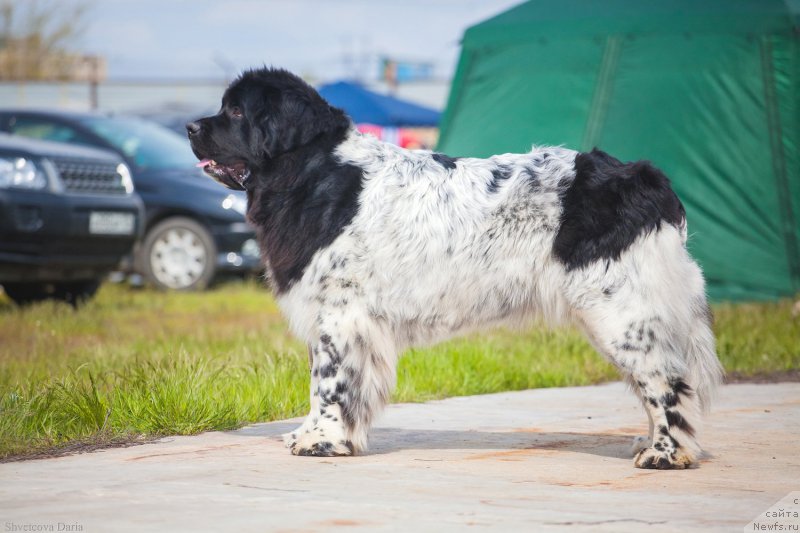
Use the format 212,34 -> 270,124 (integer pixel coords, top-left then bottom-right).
58,0 -> 521,82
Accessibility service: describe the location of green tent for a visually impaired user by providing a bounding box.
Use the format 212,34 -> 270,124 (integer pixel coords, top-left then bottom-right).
438,0 -> 799,301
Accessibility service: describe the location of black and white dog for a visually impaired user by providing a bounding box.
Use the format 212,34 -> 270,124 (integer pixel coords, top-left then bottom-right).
187,67 -> 723,469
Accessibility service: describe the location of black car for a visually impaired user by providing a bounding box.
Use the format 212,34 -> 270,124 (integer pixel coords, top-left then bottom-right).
0,134 -> 143,306
0,110 -> 260,290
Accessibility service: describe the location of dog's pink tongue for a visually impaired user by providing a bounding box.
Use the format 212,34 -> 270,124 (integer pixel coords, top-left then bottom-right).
196,159 -> 213,168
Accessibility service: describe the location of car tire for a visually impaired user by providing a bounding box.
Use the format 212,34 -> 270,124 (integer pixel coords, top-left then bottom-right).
2,279 -> 101,307
140,217 -> 216,290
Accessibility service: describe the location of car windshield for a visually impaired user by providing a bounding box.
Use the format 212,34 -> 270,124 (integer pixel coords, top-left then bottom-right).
79,116 -> 197,171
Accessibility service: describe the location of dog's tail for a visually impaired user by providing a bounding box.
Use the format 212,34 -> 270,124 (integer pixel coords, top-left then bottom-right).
684,296 -> 724,413
670,208 -> 722,413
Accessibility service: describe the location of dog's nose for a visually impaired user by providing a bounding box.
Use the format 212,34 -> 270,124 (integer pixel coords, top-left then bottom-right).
186,121 -> 201,136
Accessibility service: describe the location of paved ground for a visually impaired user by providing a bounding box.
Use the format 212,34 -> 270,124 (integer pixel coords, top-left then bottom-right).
1,382 -> 798,532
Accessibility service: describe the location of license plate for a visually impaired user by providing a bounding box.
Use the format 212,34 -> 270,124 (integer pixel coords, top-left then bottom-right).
89,212 -> 135,235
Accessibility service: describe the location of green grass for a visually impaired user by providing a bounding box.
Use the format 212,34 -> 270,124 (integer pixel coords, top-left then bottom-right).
0,281 -> 797,461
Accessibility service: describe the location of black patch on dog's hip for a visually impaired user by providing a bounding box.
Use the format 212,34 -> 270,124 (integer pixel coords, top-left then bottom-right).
553,149 -> 685,270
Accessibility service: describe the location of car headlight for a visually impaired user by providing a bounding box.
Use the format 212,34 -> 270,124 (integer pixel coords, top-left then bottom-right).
0,157 -> 47,190
221,193 -> 247,216
241,238 -> 260,258
117,163 -> 134,194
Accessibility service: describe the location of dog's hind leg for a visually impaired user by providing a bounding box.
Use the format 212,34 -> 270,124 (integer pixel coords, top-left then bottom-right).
570,228 -> 723,469
580,303 -> 716,469
284,314 -> 396,456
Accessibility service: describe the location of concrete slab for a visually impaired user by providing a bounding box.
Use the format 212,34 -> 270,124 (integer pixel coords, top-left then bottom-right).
1,382 -> 798,532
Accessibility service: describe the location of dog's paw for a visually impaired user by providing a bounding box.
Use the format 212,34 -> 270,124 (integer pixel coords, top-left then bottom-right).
634,447 -> 694,470
630,435 -> 651,456
283,428 -> 353,457
293,440 -> 354,457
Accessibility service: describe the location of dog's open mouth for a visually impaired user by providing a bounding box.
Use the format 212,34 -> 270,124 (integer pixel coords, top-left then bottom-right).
196,159 -> 251,189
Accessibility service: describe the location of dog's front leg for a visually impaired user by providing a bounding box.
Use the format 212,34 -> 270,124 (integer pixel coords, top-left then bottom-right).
284,325 -> 396,456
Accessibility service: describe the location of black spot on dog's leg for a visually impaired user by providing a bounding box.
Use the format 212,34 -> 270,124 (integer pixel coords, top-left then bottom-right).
670,378 -> 694,399
319,364 -> 337,379
661,391 -> 678,408
666,409 -> 695,437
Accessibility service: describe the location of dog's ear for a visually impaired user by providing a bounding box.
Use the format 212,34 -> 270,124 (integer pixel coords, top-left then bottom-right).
260,92 -> 347,159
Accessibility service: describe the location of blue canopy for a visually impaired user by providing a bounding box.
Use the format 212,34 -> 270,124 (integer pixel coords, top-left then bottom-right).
318,81 -> 441,127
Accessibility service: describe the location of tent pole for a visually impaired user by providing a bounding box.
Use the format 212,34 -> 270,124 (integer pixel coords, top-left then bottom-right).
581,35 -> 622,151
760,36 -> 800,292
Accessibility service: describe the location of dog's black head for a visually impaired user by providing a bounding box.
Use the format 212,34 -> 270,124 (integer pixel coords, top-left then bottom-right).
187,67 -> 350,190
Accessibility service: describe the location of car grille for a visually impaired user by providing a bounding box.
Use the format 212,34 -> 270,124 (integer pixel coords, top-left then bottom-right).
52,158 -> 128,195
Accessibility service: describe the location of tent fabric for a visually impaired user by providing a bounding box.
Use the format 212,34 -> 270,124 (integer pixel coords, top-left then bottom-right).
318,81 -> 440,127
438,0 -> 799,301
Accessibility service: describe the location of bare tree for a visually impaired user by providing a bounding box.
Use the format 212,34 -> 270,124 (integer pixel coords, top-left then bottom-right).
0,0 -> 92,80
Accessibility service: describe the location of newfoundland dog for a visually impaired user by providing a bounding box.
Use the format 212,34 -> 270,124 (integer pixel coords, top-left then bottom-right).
187,67 -> 723,469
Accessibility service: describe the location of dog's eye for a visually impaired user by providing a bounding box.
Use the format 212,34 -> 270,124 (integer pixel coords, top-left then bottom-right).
230,106 -> 243,118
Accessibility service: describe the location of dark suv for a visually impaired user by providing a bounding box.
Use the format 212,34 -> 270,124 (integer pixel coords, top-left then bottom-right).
0,134 -> 143,306
0,110 -> 260,290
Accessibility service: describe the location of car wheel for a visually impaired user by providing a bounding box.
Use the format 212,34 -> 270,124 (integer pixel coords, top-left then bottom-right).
2,279 -> 101,307
141,217 -> 216,290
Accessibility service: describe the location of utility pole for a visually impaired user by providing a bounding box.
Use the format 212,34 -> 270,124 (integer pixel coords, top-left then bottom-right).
86,55 -> 99,110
